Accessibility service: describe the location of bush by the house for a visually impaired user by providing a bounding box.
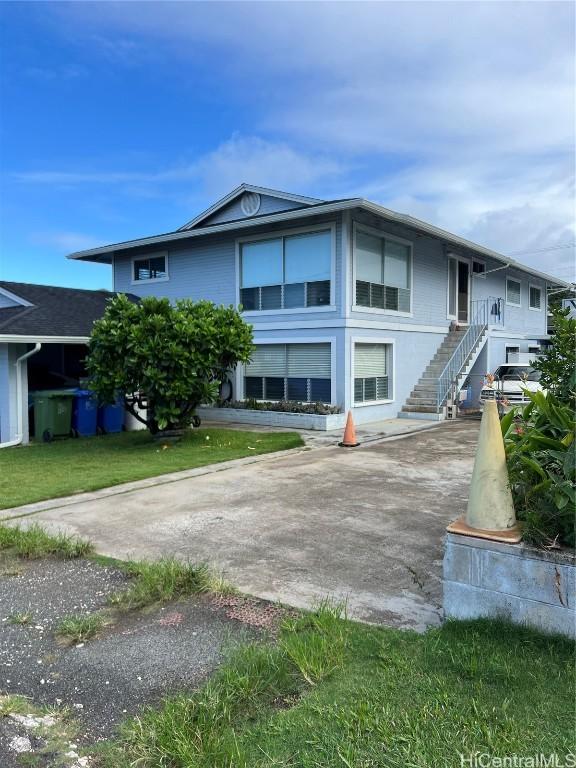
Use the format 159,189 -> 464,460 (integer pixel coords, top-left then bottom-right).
532,305 -> 576,405
87,295 -> 254,434
221,399 -> 342,415
502,390 -> 575,548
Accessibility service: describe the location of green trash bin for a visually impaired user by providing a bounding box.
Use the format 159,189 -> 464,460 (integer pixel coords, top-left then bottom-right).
32,389 -> 75,442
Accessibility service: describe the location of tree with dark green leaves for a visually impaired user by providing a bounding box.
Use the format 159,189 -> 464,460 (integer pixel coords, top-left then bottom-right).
87,294 -> 253,434
532,305 -> 576,405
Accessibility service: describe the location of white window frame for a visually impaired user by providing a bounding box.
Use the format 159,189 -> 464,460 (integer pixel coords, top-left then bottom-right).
506,277 -> 522,307
350,336 -> 395,407
472,259 -> 486,278
131,251 -> 169,284
528,283 -> 542,312
351,222 -> 413,318
239,336 -> 337,406
235,223 -> 337,316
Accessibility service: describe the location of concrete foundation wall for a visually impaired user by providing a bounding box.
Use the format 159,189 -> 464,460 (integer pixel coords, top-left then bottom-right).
443,533 -> 575,638
199,406 -> 346,431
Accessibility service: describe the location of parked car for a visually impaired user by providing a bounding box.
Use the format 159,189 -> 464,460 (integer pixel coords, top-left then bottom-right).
479,363 -> 543,411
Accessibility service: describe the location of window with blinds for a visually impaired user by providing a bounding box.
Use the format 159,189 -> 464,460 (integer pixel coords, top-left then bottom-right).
354,228 -> 411,312
354,343 -> 391,403
506,278 -> 522,307
240,230 -> 332,311
245,343 -> 331,403
529,285 -> 542,310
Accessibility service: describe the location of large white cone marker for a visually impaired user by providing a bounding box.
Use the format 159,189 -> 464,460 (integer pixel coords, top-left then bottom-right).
447,399 -> 521,542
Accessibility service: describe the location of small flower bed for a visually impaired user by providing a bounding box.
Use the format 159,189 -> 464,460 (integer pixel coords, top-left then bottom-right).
220,400 -> 342,415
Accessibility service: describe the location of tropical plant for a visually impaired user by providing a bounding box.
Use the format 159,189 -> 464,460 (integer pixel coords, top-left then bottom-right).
87,295 -> 254,434
531,305 -> 576,404
502,390 -> 575,548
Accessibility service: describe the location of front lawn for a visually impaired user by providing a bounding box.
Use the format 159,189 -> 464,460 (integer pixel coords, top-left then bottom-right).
0,428 -> 303,510
102,610 -> 575,767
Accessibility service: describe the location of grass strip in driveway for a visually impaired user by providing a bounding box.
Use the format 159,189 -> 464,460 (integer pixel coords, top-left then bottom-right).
0,428 -> 303,509
99,614 -> 575,768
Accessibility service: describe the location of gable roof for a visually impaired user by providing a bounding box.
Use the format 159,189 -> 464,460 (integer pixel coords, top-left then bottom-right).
0,282 -> 138,341
66,194 -> 572,289
177,183 -> 324,231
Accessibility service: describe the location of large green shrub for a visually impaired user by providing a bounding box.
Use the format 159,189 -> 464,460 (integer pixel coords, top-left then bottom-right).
531,305 -> 576,404
87,295 -> 253,433
502,391 -> 575,548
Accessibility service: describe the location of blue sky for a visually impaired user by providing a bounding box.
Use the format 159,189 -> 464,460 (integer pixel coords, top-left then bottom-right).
0,1 -> 574,290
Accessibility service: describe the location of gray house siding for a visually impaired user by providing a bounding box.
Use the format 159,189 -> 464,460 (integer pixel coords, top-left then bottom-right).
108,200 -> 555,427
0,343 -> 28,443
114,214 -> 344,323
200,194 -> 308,227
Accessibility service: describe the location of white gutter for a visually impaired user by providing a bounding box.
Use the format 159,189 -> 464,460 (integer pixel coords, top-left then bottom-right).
0,335 -> 89,344
0,343 -> 42,449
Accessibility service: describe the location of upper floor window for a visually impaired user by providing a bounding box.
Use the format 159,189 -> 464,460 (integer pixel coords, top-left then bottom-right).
506,278 -> 522,307
240,229 -> 332,312
133,253 -> 167,282
529,285 -> 542,310
472,260 -> 486,277
354,227 -> 411,313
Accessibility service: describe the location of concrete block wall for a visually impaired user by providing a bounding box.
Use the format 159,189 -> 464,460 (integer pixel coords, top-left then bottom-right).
443,533 -> 576,639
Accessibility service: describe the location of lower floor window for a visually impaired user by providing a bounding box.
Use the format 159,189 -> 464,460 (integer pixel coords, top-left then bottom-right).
354,343 -> 391,403
245,343 -> 331,403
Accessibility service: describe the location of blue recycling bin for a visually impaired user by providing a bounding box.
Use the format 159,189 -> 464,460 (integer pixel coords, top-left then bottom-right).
97,396 -> 124,434
72,389 -> 98,437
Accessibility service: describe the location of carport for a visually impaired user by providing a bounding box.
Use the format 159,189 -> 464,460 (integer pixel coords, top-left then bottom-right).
0,282 -> 132,446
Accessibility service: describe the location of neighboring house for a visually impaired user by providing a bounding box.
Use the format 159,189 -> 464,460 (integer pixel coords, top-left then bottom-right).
0,282 -> 131,445
67,184 -> 568,427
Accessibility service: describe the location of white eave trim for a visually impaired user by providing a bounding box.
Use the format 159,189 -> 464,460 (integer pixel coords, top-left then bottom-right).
66,198 -> 572,289
0,286 -> 34,307
177,183 -> 324,231
0,335 -> 90,344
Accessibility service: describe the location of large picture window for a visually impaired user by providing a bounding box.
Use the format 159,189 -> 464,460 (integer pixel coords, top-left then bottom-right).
354,228 -> 411,312
354,343 -> 392,403
240,229 -> 332,311
244,343 -> 331,403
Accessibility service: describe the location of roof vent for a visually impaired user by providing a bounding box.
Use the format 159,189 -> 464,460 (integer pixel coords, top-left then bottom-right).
240,191 -> 261,217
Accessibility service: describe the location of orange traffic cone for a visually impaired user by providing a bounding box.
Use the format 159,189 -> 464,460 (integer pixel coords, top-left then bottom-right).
339,410 -> 360,447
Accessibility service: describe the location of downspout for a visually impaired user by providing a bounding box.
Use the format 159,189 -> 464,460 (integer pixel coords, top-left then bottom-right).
0,343 -> 42,449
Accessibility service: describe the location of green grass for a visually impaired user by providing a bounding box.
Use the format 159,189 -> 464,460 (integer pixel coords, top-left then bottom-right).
0,523 -> 92,559
108,557 -> 217,610
8,611 -> 33,626
0,428 -> 303,510
56,613 -> 107,644
100,610 -> 575,768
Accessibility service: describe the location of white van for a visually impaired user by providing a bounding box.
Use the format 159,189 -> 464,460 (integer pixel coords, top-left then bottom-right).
479,363 -> 543,411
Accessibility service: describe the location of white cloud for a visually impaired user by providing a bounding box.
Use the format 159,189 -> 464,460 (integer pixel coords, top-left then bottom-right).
19,2 -> 575,278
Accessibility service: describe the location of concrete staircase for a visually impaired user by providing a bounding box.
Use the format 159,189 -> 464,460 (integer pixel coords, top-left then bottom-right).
400,328 -> 473,420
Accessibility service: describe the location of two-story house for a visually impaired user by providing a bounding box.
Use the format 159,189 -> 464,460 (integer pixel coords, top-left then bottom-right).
1,184 -> 566,442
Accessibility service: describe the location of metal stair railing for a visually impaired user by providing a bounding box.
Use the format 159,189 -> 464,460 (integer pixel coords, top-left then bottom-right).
437,298 -> 495,410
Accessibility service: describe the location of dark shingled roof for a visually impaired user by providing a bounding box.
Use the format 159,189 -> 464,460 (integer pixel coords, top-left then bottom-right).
0,282 -> 138,338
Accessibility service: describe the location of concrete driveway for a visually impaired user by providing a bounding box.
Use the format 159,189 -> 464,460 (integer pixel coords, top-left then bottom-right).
7,421 -> 479,631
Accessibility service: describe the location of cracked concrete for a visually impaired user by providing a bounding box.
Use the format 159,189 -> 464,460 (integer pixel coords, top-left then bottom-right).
6,421 -> 479,631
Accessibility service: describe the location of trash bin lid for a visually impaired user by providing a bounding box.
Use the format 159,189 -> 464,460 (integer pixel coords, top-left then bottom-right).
32,388 -> 76,398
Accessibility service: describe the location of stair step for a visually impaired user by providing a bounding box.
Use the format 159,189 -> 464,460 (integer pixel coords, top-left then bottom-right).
401,404 -> 439,413
405,397 -> 437,407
